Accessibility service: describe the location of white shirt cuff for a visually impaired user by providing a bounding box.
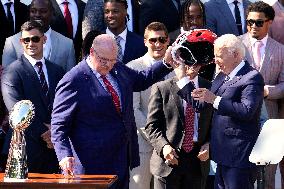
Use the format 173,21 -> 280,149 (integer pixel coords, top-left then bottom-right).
162,58 -> 172,69
177,77 -> 190,89
213,96 -> 222,109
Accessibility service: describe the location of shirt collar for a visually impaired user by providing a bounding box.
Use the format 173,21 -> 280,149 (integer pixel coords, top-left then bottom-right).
106,28 -> 128,41
227,60 -> 245,80
226,0 -> 243,5
45,27 -> 51,38
190,75 -> 199,88
86,56 -> 107,79
145,53 -> 162,66
1,0 -> 14,5
56,0 -> 74,5
249,34 -> 268,47
24,53 -> 45,67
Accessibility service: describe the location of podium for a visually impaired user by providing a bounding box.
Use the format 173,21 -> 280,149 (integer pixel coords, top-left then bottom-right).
0,173 -> 117,189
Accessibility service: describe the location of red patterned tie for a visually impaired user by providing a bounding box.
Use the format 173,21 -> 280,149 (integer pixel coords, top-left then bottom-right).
101,76 -> 121,114
182,102 -> 195,152
63,1 -> 73,38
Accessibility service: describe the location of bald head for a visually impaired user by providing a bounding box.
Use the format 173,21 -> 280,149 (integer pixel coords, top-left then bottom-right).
92,34 -> 118,56
89,34 -> 118,75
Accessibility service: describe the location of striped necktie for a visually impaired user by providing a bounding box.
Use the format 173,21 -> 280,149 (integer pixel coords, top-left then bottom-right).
115,36 -> 123,63
35,61 -> 49,100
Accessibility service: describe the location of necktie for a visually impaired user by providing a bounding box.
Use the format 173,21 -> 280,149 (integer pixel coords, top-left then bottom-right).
35,62 -> 49,101
182,102 -> 195,153
115,36 -> 123,63
253,41 -> 263,70
101,76 -> 121,114
233,0 -> 242,35
5,2 -> 14,35
63,1 -> 73,38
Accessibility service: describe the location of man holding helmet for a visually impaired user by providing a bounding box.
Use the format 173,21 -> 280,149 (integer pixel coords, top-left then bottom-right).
145,29 -> 216,189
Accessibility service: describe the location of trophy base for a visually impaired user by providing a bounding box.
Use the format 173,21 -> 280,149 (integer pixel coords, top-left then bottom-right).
4,177 -> 27,182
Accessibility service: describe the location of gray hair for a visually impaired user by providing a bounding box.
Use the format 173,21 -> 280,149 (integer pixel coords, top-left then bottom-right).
214,34 -> 245,59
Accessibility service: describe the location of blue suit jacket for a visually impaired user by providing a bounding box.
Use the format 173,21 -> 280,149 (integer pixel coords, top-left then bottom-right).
123,31 -> 147,64
1,55 -> 65,173
51,59 -> 171,177
205,0 -> 251,36
179,62 -> 264,168
210,62 -> 264,168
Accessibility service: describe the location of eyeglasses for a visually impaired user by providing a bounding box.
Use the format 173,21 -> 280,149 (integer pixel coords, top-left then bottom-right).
246,19 -> 269,27
148,37 -> 168,44
20,36 -> 43,44
92,48 -> 116,64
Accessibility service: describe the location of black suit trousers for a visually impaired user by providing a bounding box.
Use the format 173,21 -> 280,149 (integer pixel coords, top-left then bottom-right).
154,144 -> 202,189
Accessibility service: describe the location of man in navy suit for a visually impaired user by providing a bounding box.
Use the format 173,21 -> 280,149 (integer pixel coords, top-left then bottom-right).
104,0 -> 146,64
51,34 -> 173,189
175,34 -> 264,189
1,20 -> 65,173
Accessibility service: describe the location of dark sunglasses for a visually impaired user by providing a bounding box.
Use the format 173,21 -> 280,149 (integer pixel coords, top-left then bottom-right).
148,37 -> 168,44
21,36 -> 43,44
246,19 -> 269,27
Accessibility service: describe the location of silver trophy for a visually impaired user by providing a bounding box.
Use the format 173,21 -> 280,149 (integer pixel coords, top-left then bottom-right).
4,100 -> 35,182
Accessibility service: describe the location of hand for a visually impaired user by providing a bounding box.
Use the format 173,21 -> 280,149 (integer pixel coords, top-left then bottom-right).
264,85 -> 269,97
41,123 -> 53,149
197,142 -> 209,161
191,88 -> 217,104
164,46 -> 180,68
59,156 -> 75,177
163,144 -> 179,166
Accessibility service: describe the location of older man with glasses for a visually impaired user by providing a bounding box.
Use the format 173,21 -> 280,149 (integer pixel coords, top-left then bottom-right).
239,2 -> 284,189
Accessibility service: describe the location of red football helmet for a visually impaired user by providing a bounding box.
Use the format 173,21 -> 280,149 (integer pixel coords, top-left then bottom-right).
171,29 -> 217,66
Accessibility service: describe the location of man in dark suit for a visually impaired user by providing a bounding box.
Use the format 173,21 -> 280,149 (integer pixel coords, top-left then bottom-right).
0,0 -> 28,65
104,0 -> 146,64
49,0 -> 85,60
177,34 -> 264,189
139,0 -> 180,43
82,0 -> 140,39
51,34 -> 173,189
205,0 -> 251,36
2,0 -> 76,72
1,20 -> 65,173
145,63 -> 212,189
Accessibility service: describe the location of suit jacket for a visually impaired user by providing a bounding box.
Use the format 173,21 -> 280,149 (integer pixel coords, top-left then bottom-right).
82,0 -> 140,39
51,59 -> 171,177
139,0 -> 180,41
145,77 -> 212,177
269,2 -> 284,45
2,29 -> 76,72
50,0 -> 86,61
194,62 -> 263,168
122,31 -> 147,64
240,33 -> 284,119
0,0 -> 28,65
205,0 -> 251,36
1,55 -> 65,173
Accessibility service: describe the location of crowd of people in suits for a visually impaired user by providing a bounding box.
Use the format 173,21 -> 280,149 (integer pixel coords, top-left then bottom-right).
0,0 -> 284,189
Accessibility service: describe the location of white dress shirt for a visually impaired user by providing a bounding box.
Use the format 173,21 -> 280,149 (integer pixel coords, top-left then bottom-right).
226,0 -> 245,33
106,28 -> 127,56
126,0 -> 133,32
177,76 -> 199,142
1,0 -> 15,30
56,0 -> 78,38
24,53 -> 49,87
249,34 -> 268,67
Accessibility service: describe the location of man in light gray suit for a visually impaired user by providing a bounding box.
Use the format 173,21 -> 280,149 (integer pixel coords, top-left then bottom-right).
239,2 -> 284,189
205,0 -> 251,36
127,22 -> 171,189
2,0 -> 76,72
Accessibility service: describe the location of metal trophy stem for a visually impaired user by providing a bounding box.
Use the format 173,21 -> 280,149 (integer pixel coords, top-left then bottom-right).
4,100 -> 35,182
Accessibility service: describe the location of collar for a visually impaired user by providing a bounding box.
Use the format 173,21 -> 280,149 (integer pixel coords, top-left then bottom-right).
106,28 -> 127,41
45,27 -> 51,38
227,60 -> 245,80
1,0 -> 14,5
249,34 -> 268,47
190,75 -> 199,88
56,0 -> 75,5
86,56 -> 108,79
24,53 -> 45,67
226,0 -> 243,4
145,53 -> 162,66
